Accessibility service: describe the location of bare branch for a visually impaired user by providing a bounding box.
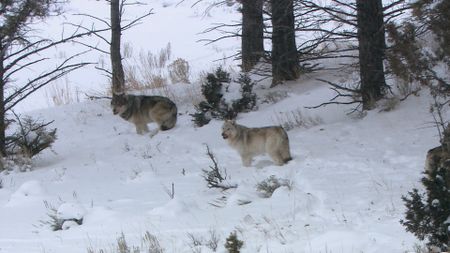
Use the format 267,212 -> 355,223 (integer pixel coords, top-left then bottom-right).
72,13 -> 112,28
121,9 -> 154,31
4,50 -> 95,111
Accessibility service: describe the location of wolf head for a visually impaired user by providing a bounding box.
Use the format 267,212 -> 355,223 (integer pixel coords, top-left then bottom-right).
111,94 -> 128,115
221,120 -> 237,140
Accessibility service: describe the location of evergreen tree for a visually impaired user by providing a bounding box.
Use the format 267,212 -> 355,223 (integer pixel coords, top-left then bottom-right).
270,0 -> 300,86
386,0 -> 450,92
356,0 -> 388,110
241,0 -> 264,72
224,231 -> 243,253
401,125 -> 450,251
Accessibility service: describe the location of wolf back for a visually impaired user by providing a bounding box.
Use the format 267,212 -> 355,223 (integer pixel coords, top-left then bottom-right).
222,120 -> 292,166
111,94 -> 177,134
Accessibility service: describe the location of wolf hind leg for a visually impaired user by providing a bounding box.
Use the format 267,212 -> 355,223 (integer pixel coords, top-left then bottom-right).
269,150 -> 285,166
269,146 -> 292,165
281,146 -> 292,163
159,116 -> 177,131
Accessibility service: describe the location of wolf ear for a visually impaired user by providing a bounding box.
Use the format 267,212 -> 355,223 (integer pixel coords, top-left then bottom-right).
112,91 -> 126,101
112,90 -> 125,97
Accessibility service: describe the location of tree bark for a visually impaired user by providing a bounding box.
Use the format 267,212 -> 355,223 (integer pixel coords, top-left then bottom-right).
110,0 -> 125,95
356,0 -> 387,110
271,0 -> 299,87
0,46 -> 5,156
241,0 -> 264,72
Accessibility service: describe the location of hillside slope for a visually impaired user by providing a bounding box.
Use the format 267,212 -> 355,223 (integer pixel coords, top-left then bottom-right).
0,78 -> 437,253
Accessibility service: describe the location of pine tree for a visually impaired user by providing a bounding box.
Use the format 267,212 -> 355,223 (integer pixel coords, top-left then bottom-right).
224,231 -> 243,253
401,127 -> 450,251
231,74 -> 257,113
191,69 -> 258,127
191,67 -> 232,126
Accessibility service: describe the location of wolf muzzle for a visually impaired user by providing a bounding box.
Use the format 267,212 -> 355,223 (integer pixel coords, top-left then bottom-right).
222,132 -> 228,139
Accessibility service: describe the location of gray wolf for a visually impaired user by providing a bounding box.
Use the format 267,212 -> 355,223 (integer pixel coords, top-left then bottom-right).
111,94 -> 177,135
221,120 -> 292,166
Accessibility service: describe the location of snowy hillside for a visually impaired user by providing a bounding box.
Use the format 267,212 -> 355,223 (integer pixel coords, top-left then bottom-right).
0,74 -> 438,252
0,0 -> 442,252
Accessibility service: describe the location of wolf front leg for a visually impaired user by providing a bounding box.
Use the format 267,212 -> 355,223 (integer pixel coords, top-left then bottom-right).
240,154 -> 253,167
135,123 -> 150,135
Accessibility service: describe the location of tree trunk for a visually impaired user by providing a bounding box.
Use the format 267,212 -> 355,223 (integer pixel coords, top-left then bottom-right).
270,0 -> 299,87
356,0 -> 387,110
241,0 -> 264,72
0,46 -> 5,156
110,0 -> 125,95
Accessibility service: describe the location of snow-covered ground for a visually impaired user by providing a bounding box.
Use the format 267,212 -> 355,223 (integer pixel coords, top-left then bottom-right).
0,0 -> 440,252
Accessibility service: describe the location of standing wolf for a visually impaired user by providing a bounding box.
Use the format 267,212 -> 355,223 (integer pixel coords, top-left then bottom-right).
221,120 -> 292,166
111,94 -> 177,135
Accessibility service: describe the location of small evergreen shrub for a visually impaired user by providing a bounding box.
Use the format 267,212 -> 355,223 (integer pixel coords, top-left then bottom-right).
191,67 -> 232,126
231,74 -> 257,114
202,67 -> 230,109
191,68 -> 258,127
401,125 -> 450,252
191,101 -> 213,127
401,166 -> 450,251
224,231 -> 243,253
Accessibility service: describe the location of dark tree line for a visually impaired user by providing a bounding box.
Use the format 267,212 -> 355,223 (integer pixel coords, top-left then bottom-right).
232,0 -> 409,110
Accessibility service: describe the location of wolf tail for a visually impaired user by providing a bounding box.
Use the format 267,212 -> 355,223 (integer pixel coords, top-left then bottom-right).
160,104 -> 178,131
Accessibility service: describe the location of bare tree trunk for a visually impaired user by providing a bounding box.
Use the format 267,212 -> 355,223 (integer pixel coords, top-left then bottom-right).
0,47 -> 5,156
111,0 -> 125,95
271,0 -> 299,87
241,0 -> 264,72
356,0 -> 387,110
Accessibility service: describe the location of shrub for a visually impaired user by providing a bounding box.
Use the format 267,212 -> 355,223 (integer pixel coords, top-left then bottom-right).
401,168 -> 450,251
401,126 -> 450,251
191,69 -> 258,127
386,0 -> 450,95
123,43 -> 172,91
168,58 -> 190,84
230,74 -> 257,114
143,231 -> 164,253
40,201 -> 63,231
191,67 -> 233,126
272,108 -> 323,131
256,175 -> 291,198
5,115 -> 57,159
87,231 -> 164,253
224,231 -> 243,253
201,145 -> 237,190
191,101 -> 213,127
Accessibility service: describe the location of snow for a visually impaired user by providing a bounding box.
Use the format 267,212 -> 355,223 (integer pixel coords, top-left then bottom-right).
57,202 -> 86,221
0,0 -> 442,252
